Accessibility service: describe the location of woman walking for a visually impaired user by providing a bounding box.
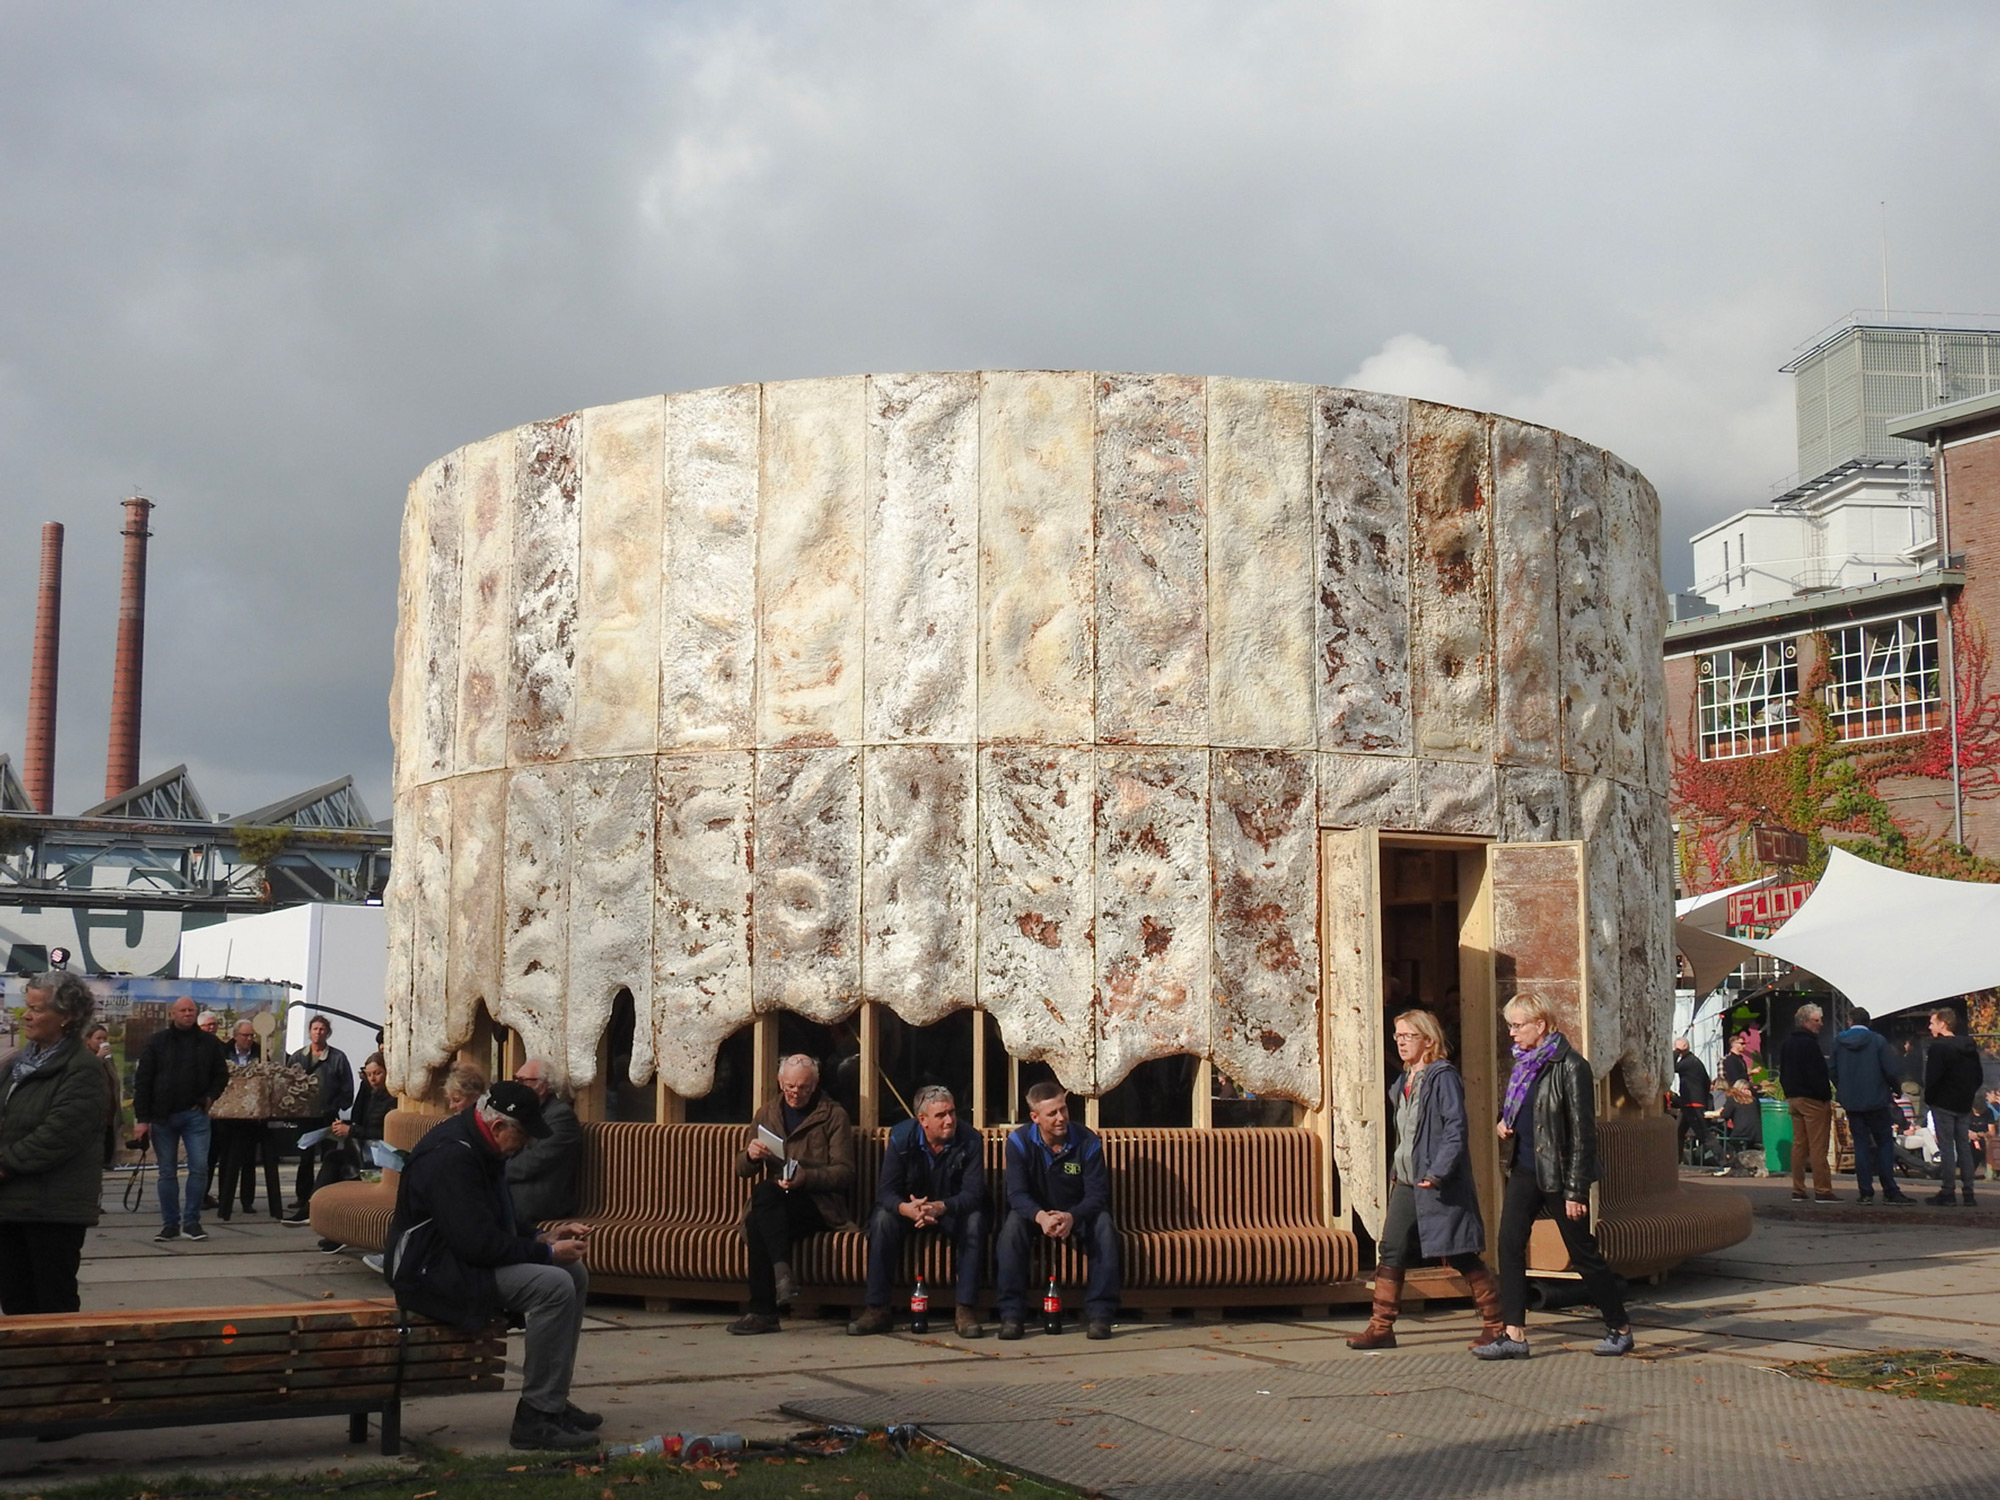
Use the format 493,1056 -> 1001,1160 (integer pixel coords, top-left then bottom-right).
0,972 -> 111,1314
1474,993 -> 1634,1360
1348,1009 -> 1505,1350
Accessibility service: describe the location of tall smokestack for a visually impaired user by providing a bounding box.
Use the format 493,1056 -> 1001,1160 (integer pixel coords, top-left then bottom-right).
23,522 -> 63,813
104,496 -> 153,803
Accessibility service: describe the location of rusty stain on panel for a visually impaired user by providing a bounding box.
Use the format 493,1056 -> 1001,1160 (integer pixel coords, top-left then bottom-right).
1488,841 -> 1587,1053
1208,378 -> 1315,749
653,751 -> 755,1098
1408,402 -> 1493,762
758,377 -> 865,746
1314,389 -> 1410,754
863,744 -> 975,1023
1094,748 -> 1208,1092
1095,373 -> 1209,745
1492,419 -> 1559,766
867,373 -> 979,743
978,747 -> 1094,1090
575,397 -> 664,758
455,435 -> 514,775
1210,749 -> 1319,1105
752,747 -> 861,1021
509,417 -> 580,765
568,756 -> 656,1089
661,384 -> 760,750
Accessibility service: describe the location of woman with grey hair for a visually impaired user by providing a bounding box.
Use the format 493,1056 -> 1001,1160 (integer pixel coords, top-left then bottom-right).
0,972 -> 111,1313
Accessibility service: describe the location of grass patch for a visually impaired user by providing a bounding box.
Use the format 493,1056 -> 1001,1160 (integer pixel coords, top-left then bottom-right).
1784,1349 -> 2000,1409
0,1431 -> 1082,1500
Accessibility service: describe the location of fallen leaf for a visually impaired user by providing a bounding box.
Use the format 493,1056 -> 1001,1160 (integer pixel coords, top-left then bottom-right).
413,1492 -> 438,1499
702,1485 -> 723,1493
1054,1419 -> 1073,1427
1096,1443 -> 1119,1450
1608,1475 -> 1629,1481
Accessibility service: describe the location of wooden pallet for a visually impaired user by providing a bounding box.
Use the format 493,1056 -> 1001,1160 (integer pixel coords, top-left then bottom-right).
0,1299 -> 505,1454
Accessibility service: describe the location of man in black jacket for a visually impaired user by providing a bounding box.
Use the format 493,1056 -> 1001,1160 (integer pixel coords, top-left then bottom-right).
132,996 -> 229,1242
1779,1004 -> 1836,1202
283,1015 -> 354,1225
1671,1038 -> 1718,1168
849,1085 -> 987,1339
386,1082 -> 598,1451
1923,1006 -> 1985,1207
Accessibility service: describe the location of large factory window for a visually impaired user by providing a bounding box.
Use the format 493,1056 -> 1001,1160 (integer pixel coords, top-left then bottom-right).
1824,613 -> 1942,741
1697,640 -> 1800,759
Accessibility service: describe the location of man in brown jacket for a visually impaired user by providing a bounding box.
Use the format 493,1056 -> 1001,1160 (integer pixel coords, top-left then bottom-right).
729,1054 -> 855,1334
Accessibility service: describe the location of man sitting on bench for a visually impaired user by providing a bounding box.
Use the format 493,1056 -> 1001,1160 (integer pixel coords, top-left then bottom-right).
997,1081 -> 1118,1341
849,1084 -> 987,1339
729,1054 -> 855,1335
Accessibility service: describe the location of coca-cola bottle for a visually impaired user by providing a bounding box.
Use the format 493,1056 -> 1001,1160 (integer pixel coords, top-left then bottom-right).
910,1276 -> 930,1335
1042,1276 -> 1063,1335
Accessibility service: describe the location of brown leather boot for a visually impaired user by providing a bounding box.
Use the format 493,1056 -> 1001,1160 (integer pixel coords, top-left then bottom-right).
1346,1267 -> 1403,1349
1462,1263 -> 1506,1349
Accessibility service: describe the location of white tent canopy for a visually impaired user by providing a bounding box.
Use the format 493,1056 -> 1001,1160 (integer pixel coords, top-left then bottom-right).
1673,874 -> 1777,998
1746,847 -> 2000,1018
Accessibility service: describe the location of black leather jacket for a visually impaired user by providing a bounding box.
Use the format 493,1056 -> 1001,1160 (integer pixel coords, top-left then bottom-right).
1512,1037 -> 1598,1202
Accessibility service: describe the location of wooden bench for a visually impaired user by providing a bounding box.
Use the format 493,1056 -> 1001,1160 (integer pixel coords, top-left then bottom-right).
0,1299 -> 505,1455
317,1115 -> 1359,1313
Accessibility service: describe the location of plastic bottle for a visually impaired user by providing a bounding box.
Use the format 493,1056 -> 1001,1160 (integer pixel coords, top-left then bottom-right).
1042,1276 -> 1063,1335
910,1275 -> 930,1335
600,1433 -> 746,1463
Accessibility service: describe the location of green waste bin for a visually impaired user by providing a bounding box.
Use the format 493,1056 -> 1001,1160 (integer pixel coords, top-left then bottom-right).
1761,1097 -> 1793,1175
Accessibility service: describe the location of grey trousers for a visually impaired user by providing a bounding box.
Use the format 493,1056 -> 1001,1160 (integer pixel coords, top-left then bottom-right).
1933,1108 -> 1978,1194
492,1259 -> 589,1414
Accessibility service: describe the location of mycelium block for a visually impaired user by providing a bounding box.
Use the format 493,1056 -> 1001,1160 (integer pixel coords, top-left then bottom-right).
1413,757 -> 1498,837
1210,749 -> 1319,1106
455,434 -> 514,775
978,747 -> 1095,1091
1314,388 -> 1410,755
408,780 -> 454,1081
661,384 -> 759,750
1408,402 -> 1493,764
1317,751 -> 1416,831
1492,418 -> 1559,768
445,769 -> 506,1078
1601,454 -> 1648,788
1557,437 -> 1612,778
866,372 -> 979,744
575,398 -> 664,760
752,747 -> 861,1022
499,763 -> 571,1068
510,416 -> 580,765
418,454 -> 461,785
652,751 -> 755,1098
978,371 -> 1095,745
389,473 -> 424,799
758,378 -> 865,747
1094,748 -> 1209,1092
1095,373 -> 1209,746
863,744 -> 976,1024
567,755 -> 656,1088
1208,379 -> 1315,751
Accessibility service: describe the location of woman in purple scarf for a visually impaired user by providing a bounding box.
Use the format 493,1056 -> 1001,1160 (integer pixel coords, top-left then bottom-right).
1473,992 -> 1634,1360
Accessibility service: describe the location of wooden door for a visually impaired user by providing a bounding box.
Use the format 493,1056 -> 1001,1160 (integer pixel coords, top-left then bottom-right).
1318,826 -> 1386,1238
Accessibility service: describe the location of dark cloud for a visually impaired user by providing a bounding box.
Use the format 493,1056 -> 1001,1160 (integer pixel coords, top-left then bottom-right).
3,1 -> 1995,814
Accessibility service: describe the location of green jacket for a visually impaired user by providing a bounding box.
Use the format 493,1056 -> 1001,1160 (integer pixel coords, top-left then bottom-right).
0,1038 -> 110,1226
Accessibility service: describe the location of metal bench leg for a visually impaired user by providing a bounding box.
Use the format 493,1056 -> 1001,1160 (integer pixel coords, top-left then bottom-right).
380,1401 -> 401,1456
348,1412 -> 367,1444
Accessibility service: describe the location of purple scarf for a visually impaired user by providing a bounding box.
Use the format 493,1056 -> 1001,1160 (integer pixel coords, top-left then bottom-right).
1500,1033 -> 1563,1131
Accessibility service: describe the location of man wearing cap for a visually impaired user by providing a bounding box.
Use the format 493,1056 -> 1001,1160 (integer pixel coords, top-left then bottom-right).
385,1081 -> 599,1451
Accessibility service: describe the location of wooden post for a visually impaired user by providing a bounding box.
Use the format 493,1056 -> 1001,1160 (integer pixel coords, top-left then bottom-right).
1192,1057 -> 1214,1129
857,1003 -> 880,1128
1084,1095 -> 1101,1130
751,1016 -> 779,1114
971,1010 -> 988,1128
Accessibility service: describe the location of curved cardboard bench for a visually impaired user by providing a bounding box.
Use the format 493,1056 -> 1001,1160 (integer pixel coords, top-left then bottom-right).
316,1114 -> 1357,1311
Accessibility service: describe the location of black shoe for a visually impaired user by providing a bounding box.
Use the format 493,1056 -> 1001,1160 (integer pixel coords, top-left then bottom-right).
280,1211 -> 312,1227
998,1318 -> 1024,1341
153,1227 -> 180,1242
181,1224 -> 208,1242
317,1238 -> 346,1253
1926,1191 -> 1958,1206
1086,1319 -> 1113,1341
510,1401 -> 594,1451
560,1401 -> 603,1432
728,1313 -> 781,1335
1883,1192 -> 1915,1205
1856,1192 -> 1875,1204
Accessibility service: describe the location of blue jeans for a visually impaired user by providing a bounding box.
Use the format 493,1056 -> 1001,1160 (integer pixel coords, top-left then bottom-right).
996,1209 -> 1119,1321
864,1206 -> 985,1309
152,1108 -> 212,1231
1849,1106 -> 1902,1198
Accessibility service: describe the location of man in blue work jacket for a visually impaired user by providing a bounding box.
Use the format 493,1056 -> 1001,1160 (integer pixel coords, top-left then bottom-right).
997,1080 -> 1118,1340
849,1084 -> 987,1339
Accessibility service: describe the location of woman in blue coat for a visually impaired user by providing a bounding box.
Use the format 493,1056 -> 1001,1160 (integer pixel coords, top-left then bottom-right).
1348,1008 -> 1504,1349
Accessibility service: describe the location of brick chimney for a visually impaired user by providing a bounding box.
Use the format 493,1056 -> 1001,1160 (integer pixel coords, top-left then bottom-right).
104,496 -> 153,803
23,522 -> 63,813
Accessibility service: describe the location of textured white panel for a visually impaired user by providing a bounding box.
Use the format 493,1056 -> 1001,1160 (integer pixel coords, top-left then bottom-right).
510,417 -> 581,764
979,371 -> 1094,744
1208,378 -> 1315,750
661,384 -> 760,750
1094,749 -> 1208,1091
1315,390 -> 1410,754
1317,751 -> 1416,830
1557,438 -> 1612,777
758,377 -> 865,746
567,756 -> 656,1089
1413,758 -> 1498,836
1571,773 -> 1621,1062
1601,454 -> 1647,787
409,779 -> 453,1088
575,397 -> 664,758
418,454 -> 462,784
444,769 -> 507,1074
455,435 -> 514,775
1408,403 -> 1492,763
1492,419 -> 1559,768
1210,749 -> 1320,1105
978,747 -> 1094,1090
1497,765 -> 1573,843
389,473 -> 425,799
381,789 -> 419,1095
499,764 -> 570,1068
863,744 -> 976,1024
752,747 -> 861,1021
1614,779 -> 1671,1104
866,373 -> 979,743
1096,373 -> 1209,745
653,752 -> 755,1098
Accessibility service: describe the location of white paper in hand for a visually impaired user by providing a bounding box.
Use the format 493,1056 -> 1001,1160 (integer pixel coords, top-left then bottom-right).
756,1124 -> 787,1158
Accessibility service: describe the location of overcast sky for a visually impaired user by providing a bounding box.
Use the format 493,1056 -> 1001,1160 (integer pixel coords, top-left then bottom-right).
3,1 -> 1996,820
